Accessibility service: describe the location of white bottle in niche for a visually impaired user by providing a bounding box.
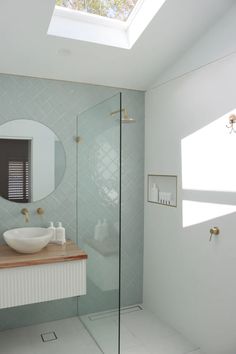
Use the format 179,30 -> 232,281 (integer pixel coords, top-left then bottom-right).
162,193 -> 165,204
48,222 -> 56,242
55,222 -> 66,245
164,192 -> 167,204
167,193 -> 172,205
159,192 -> 163,204
150,183 -> 159,202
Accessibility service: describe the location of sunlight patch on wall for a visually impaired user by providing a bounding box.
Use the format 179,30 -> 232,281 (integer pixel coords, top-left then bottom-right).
182,200 -> 236,228
182,109 -> 236,192
181,109 -> 236,227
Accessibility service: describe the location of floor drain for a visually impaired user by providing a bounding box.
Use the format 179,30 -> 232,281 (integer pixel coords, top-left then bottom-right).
41,331 -> 58,342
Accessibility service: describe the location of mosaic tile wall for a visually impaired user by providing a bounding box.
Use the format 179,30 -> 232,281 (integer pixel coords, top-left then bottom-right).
0,73 -> 144,330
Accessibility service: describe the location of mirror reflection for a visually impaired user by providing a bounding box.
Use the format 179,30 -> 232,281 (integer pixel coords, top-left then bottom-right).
0,119 -> 66,203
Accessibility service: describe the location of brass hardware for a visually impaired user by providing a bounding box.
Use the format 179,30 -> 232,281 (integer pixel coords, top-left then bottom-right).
209,226 -> 220,242
36,208 -> 44,216
226,114 -> 236,133
110,108 -> 136,123
21,208 -> 29,223
75,136 -> 82,143
110,108 -> 125,116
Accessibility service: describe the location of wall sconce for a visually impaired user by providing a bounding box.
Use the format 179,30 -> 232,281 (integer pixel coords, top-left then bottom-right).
226,114 -> 236,133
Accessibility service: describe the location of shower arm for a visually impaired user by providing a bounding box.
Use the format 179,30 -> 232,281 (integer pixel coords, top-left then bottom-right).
110,108 -> 135,123
110,108 -> 125,117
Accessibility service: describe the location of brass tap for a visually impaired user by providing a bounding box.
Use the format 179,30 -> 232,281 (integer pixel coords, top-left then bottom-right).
209,226 -> 220,242
21,208 -> 29,223
36,208 -> 44,216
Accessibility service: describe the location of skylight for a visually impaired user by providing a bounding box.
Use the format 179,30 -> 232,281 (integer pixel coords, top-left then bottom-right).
48,0 -> 167,49
56,0 -> 139,22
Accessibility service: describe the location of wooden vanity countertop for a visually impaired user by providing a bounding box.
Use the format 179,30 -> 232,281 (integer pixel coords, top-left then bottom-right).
0,240 -> 88,269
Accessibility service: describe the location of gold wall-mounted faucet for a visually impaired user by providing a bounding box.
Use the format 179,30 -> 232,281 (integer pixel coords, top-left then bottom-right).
21,208 -> 29,223
209,226 -> 220,242
36,208 -> 44,216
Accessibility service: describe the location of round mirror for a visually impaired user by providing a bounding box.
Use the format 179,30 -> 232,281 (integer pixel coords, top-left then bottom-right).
0,119 -> 66,203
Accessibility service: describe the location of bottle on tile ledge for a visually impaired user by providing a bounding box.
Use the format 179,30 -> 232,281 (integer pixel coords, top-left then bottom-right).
55,222 -> 66,245
48,221 -> 56,242
102,219 -> 109,240
94,219 -> 109,241
94,219 -> 103,241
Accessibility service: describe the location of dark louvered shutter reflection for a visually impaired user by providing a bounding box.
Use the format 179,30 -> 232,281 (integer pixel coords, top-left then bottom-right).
0,139 -> 31,203
8,160 -> 29,202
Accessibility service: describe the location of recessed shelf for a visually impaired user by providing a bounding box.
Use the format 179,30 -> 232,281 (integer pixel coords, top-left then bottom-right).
147,174 -> 177,207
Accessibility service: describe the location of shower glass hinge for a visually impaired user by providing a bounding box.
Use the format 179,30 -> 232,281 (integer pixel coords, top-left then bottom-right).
75,136 -> 82,143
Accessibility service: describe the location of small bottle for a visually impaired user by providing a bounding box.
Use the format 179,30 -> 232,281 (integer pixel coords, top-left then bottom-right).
94,220 -> 103,241
56,222 -> 66,245
165,193 -> 168,204
150,183 -> 158,202
163,193 -> 167,204
48,222 -> 56,242
167,193 -> 172,205
102,219 -> 109,240
159,192 -> 163,204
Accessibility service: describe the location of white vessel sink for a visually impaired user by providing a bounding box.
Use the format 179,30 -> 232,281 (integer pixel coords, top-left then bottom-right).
3,227 -> 52,254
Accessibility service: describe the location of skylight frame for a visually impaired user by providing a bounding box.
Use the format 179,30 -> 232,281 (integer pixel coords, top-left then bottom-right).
56,0 -> 142,23
54,5 -> 127,30
48,0 -> 167,49
125,0 -> 145,28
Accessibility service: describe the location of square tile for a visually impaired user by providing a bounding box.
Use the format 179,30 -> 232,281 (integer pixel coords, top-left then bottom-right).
82,307 -> 200,354
121,308 -> 177,340
144,333 -> 198,354
0,317 -> 101,354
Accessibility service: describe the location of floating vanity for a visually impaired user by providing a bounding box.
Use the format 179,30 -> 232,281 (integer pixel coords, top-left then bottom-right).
0,240 -> 87,309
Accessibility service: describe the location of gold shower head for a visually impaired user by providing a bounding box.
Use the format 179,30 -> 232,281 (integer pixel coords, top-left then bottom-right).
110,108 -> 136,123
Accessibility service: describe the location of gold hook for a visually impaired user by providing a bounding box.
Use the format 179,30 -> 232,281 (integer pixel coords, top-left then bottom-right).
209,227 -> 220,242
75,136 -> 82,143
226,115 -> 236,133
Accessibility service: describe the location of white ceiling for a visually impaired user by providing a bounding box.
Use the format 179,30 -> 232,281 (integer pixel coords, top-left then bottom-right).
0,0 -> 235,91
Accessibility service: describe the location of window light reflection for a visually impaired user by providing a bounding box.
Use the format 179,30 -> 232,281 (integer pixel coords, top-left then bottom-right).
181,109 -> 236,227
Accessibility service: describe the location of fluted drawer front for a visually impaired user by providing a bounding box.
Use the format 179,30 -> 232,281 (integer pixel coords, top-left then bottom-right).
0,260 -> 86,309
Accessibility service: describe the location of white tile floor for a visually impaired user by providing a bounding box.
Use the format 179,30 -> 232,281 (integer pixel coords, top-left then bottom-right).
81,306 -> 203,354
0,317 -> 101,354
0,306 -> 204,354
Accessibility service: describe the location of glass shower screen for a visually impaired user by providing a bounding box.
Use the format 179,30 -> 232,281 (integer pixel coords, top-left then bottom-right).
76,93 -> 121,354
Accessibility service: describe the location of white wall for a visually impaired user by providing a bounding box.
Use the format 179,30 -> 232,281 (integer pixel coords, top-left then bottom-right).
144,5 -> 236,354
0,120 -> 55,201
153,2 -> 236,88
